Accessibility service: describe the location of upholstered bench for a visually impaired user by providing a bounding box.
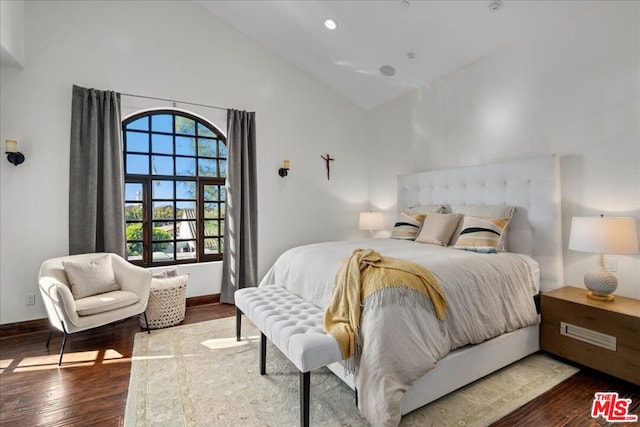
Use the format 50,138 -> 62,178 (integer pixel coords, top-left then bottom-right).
235,286 -> 343,427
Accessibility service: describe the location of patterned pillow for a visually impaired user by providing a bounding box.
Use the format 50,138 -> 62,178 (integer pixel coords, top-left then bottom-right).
415,212 -> 463,246
390,211 -> 427,240
450,205 -> 516,250
452,216 -> 511,253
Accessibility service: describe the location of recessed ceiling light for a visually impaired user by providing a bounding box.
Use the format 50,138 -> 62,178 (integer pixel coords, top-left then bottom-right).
400,1 -> 410,8
488,0 -> 503,12
379,65 -> 396,77
324,18 -> 338,30
407,52 -> 416,60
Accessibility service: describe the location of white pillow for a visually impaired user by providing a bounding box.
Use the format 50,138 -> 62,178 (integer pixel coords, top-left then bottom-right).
415,213 -> 463,246
151,274 -> 189,290
152,266 -> 179,278
407,205 -> 448,215
63,255 -> 120,299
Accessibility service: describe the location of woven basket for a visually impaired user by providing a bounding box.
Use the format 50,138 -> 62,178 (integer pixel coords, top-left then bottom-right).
140,281 -> 187,329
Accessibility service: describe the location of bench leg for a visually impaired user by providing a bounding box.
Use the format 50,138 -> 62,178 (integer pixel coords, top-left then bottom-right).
300,371 -> 310,427
236,307 -> 242,341
260,333 -> 267,375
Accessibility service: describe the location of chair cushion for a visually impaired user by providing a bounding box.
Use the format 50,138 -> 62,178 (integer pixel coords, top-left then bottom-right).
75,290 -> 139,316
62,255 -> 120,299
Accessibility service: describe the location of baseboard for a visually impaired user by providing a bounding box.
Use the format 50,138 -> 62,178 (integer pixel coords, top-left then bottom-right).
0,293 -> 221,339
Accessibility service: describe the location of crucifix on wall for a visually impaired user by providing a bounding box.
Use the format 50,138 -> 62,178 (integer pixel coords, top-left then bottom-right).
321,153 -> 335,180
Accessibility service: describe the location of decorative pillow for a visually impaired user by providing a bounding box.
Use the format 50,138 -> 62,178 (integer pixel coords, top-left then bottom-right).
450,205 -> 516,250
389,211 -> 427,241
152,266 -> 179,278
151,274 -> 189,290
415,213 -> 464,246
62,255 -> 120,299
452,216 -> 511,254
407,205 -> 448,215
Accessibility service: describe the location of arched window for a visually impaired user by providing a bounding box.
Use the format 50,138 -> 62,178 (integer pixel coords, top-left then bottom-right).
123,109 -> 226,266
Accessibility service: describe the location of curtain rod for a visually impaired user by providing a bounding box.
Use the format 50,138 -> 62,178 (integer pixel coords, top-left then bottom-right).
120,92 -> 228,112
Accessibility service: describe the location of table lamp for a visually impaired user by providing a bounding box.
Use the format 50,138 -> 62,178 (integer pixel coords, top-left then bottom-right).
568,215 -> 639,301
359,212 -> 384,236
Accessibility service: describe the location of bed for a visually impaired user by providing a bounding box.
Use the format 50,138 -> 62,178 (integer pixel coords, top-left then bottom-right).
259,155 -> 563,425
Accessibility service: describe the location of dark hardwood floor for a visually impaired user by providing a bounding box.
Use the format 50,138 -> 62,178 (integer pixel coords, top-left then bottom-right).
1,303 -> 637,427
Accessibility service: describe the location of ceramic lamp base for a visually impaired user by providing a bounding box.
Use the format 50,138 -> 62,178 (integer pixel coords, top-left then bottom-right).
586,291 -> 615,302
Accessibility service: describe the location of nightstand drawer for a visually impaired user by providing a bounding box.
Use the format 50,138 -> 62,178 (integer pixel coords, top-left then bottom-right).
540,287 -> 640,385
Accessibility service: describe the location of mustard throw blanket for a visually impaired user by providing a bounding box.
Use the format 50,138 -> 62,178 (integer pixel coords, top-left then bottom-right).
323,248 -> 447,360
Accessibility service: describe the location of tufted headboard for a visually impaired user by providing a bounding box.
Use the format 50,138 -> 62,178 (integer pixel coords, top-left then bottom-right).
397,155 -> 563,292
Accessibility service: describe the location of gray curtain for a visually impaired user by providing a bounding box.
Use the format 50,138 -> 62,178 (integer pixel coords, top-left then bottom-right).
69,85 -> 126,256
220,110 -> 258,304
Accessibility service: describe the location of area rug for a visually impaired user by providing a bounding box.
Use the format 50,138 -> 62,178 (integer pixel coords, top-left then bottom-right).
124,317 -> 578,426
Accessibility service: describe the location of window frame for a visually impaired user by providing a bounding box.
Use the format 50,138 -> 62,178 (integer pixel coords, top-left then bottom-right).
122,109 -> 226,267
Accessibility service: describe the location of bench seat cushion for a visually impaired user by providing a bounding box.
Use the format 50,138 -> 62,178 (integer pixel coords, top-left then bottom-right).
235,286 -> 343,372
75,290 -> 139,316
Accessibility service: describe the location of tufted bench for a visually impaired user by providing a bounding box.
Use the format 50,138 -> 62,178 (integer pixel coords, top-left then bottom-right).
235,285 -> 343,427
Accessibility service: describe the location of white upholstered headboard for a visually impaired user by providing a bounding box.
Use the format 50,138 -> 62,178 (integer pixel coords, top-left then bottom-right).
398,155 -> 563,292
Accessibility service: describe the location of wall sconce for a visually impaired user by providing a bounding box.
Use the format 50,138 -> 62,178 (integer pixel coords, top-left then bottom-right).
278,159 -> 290,177
6,140 -> 25,166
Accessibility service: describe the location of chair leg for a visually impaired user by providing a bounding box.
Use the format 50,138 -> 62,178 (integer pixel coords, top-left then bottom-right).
45,327 -> 53,348
260,333 -> 267,375
300,371 -> 310,427
141,312 -> 151,334
236,307 -> 242,341
58,330 -> 67,366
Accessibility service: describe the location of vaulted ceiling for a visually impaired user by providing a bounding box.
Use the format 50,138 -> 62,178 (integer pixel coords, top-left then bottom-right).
197,0 -> 595,110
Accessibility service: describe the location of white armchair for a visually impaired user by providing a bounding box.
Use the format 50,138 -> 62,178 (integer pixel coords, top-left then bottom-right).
38,253 -> 152,365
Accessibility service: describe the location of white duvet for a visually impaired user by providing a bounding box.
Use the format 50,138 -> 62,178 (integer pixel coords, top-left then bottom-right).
260,238 -> 539,426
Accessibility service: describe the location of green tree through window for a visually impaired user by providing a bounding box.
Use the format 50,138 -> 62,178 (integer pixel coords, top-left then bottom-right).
123,110 -> 226,266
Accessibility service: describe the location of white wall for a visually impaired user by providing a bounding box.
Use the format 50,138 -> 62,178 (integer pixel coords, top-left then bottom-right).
367,1 -> 640,298
0,0 -> 25,68
0,0 -> 368,324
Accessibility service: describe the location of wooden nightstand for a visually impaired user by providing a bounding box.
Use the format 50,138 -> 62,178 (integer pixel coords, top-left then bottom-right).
540,286 -> 640,385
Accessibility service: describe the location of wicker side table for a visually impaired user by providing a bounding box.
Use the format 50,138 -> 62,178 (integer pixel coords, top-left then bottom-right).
140,276 -> 187,329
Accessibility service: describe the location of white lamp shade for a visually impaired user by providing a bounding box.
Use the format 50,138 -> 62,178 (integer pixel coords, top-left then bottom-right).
359,212 -> 384,231
568,216 -> 639,254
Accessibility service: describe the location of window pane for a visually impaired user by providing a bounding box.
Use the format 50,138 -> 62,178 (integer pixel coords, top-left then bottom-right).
151,114 -> 172,133
176,136 -> 196,156
203,185 -> 218,202
152,180 -> 173,199
204,203 -> 218,219
126,131 -> 148,153
125,203 -> 143,220
204,238 -> 218,254
220,202 -> 226,217
153,250 -> 175,262
204,220 -> 219,236
197,123 -> 215,137
152,133 -> 173,154
126,154 -> 149,174
126,223 -> 143,260
125,183 -> 143,201
152,155 -> 174,175
176,157 -> 196,176
176,116 -> 195,135
220,186 -> 226,201
153,202 -> 174,220
177,219 -> 196,240
198,139 -> 216,157
176,181 -> 196,199
198,159 -> 217,177
126,117 -> 148,131
219,142 -> 227,158
219,160 -> 227,178
177,240 -> 197,260
220,219 -> 224,235
176,201 -> 196,213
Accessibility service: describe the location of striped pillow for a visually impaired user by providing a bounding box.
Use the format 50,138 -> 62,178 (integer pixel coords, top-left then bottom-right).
390,211 -> 426,241
452,216 -> 510,253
